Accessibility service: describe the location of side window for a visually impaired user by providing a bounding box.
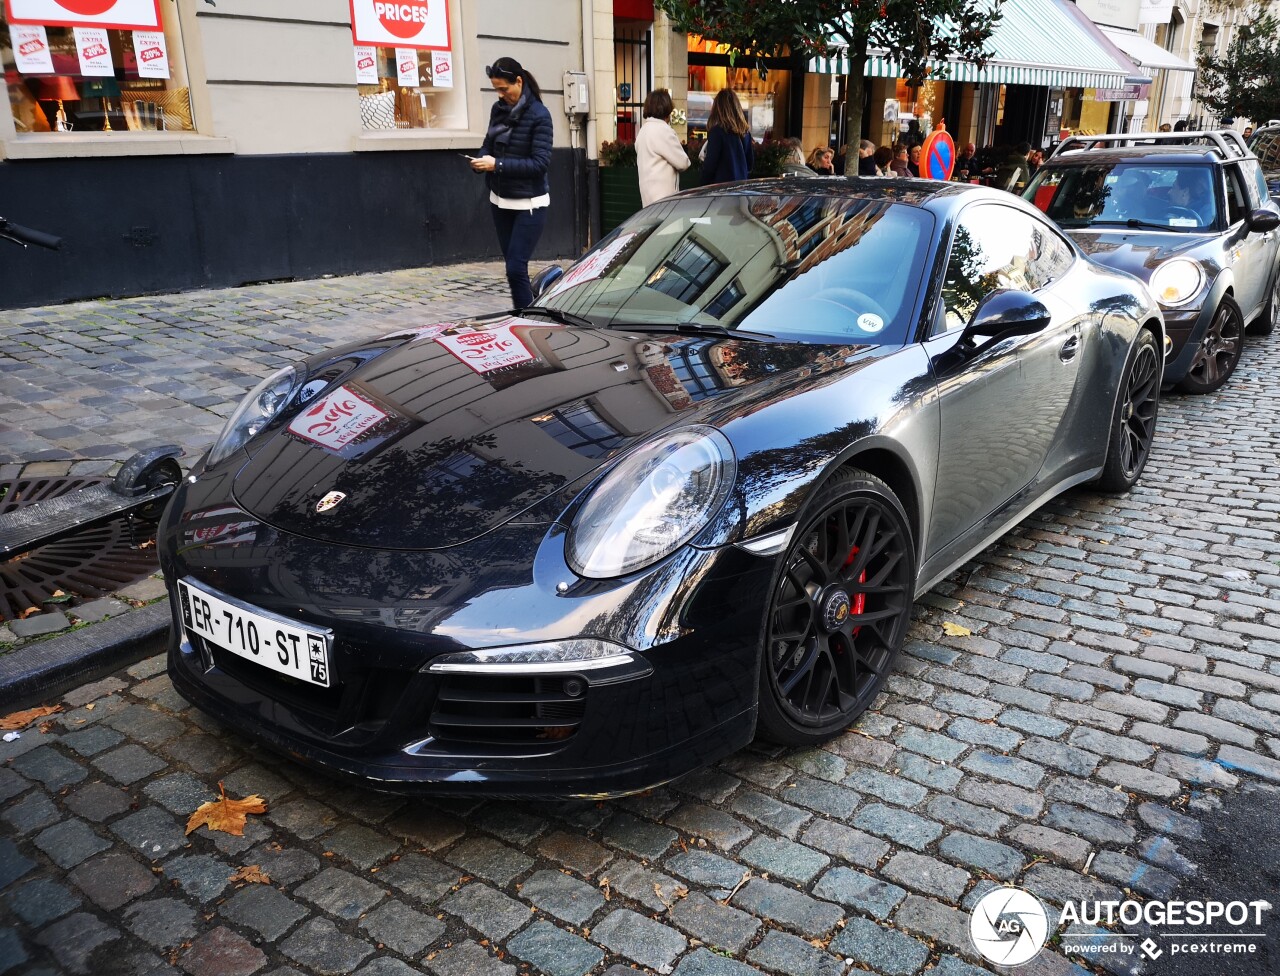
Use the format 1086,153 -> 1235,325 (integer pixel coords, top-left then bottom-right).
1254,132 -> 1280,168
937,206 -> 1067,335
1242,159 -> 1269,207
1225,167 -> 1250,225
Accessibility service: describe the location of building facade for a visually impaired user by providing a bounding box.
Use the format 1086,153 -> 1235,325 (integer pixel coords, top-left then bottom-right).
1,0 -> 607,308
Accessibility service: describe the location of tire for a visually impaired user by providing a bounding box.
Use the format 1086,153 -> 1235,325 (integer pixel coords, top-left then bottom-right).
1094,329 -> 1161,493
756,468 -> 916,745
1176,296 -> 1245,394
1249,264 -> 1279,336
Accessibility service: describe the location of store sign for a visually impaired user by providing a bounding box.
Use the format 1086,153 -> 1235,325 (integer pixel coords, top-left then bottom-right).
1094,85 -> 1144,101
1138,0 -> 1173,24
431,50 -> 453,88
9,24 -> 54,73
354,44 -> 379,84
4,0 -> 161,29
1074,0 -> 1140,30
349,0 -> 450,50
132,29 -> 169,78
74,25 -> 113,75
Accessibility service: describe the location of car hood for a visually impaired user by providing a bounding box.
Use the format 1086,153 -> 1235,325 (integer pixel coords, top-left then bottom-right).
1065,228 -> 1212,280
231,316 -> 869,550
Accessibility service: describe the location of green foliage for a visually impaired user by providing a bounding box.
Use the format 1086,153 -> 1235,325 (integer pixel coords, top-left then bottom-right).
1196,13 -> 1280,124
654,0 -> 1004,173
599,140 -> 637,167
751,141 -> 792,177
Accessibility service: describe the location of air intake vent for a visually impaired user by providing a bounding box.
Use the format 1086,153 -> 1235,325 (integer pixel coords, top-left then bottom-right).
430,673 -> 588,746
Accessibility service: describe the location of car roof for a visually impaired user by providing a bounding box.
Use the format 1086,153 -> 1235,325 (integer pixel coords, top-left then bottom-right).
680,175 -> 1021,215
1039,147 -> 1223,168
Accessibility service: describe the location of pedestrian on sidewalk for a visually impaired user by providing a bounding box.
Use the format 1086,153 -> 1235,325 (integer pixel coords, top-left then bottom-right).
636,88 -> 691,206
701,89 -> 754,185
470,56 -> 553,310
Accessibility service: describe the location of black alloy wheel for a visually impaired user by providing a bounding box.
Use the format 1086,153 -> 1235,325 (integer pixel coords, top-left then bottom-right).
1178,296 -> 1245,394
1250,264 -> 1280,336
1095,328 -> 1161,493
757,469 -> 916,745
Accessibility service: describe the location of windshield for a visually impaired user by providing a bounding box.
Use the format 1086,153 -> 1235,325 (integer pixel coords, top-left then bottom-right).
539,194 -> 934,345
1026,162 -> 1220,232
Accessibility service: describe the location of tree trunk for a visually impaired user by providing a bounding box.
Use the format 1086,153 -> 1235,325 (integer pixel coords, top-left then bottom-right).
841,32 -> 870,176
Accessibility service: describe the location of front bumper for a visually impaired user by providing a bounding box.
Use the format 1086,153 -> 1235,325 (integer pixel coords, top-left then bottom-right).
159,482 -> 771,797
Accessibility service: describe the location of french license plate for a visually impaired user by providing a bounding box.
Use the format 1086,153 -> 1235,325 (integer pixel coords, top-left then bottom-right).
178,579 -> 332,687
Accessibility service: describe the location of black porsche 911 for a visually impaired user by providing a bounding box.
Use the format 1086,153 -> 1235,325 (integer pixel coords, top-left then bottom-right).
160,177 -> 1164,797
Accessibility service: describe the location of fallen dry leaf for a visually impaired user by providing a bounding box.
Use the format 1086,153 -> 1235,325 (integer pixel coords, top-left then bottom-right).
229,865 -> 271,885
185,782 -> 268,837
941,621 -> 971,637
19,607 -> 40,619
0,705 -> 62,730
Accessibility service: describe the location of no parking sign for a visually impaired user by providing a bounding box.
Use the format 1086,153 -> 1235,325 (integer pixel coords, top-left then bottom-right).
920,130 -> 955,182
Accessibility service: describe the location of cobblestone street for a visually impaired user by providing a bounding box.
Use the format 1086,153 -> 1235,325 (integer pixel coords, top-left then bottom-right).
2,265 -> 1280,976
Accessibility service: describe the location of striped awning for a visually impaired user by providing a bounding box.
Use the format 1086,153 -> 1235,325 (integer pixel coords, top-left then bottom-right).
808,0 -> 1133,89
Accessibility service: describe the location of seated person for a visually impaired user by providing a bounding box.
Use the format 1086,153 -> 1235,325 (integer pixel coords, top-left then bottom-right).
1166,170 -> 1214,224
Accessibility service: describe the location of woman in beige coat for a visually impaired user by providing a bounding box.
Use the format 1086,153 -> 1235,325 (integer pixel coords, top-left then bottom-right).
635,89 -> 690,206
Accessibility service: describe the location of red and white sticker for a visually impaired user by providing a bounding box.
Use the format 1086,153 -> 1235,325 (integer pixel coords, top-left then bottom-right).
353,44 -> 379,84
436,325 -> 535,374
348,0 -> 450,50
132,29 -> 169,78
288,385 -> 388,452
548,232 -> 637,297
9,24 -> 54,73
430,50 -> 452,88
395,47 -> 418,87
74,25 -> 113,76
5,0 -> 161,29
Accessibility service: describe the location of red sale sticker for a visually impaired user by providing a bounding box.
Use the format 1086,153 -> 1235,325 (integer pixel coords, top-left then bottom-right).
288,385 -> 389,452
348,0 -> 450,50
436,325 -> 536,374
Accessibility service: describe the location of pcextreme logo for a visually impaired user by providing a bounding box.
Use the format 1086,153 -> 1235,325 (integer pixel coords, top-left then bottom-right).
969,887 -> 1273,966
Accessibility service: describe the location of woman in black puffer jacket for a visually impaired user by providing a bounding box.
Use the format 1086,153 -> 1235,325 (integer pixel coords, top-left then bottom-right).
471,57 -> 554,310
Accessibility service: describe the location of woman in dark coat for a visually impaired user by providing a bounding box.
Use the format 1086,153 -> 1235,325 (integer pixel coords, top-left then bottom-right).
471,57 -> 553,310
701,89 -> 754,185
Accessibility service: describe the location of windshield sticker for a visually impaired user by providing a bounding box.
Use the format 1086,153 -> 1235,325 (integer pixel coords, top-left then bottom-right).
1169,218 -> 1198,227
436,324 -> 536,375
857,313 -> 886,334
547,232 -> 638,296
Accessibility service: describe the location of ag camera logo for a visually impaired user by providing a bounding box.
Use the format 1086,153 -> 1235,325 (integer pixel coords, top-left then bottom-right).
970,887 -> 1050,966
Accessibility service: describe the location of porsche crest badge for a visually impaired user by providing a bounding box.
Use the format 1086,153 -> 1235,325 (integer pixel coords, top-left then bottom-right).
315,491 -> 346,513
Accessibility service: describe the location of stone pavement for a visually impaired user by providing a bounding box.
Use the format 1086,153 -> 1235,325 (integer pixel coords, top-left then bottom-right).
1,265 -> 1280,976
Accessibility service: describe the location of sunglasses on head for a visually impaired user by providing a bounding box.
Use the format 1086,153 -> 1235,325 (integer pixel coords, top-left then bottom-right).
486,65 -> 519,82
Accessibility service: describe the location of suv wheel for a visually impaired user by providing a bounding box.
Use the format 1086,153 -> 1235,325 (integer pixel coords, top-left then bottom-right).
1177,296 -> 1245,394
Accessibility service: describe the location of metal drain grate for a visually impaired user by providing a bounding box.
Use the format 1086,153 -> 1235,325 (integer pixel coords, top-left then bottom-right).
0,475 -> 160,622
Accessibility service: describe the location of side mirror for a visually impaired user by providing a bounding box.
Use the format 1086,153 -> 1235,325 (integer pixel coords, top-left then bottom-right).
1246,208 -> 1280,233
530,264 -> 565,300
965,289 -> 1052,339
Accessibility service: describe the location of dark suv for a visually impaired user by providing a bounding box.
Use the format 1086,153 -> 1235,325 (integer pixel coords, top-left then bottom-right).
1025,131 -> 1280,393
1249,122 -> 1280,200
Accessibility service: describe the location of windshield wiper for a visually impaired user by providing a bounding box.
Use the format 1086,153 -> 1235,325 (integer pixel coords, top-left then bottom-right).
1087,219 -> 1177,231
518,306 -> 595,328
606,322 -> 773,341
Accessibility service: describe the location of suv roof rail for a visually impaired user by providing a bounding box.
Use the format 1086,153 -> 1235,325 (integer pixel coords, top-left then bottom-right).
1048,130 -> 1250,161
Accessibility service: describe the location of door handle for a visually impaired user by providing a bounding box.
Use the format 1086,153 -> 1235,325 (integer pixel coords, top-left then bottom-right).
1059,335 -> 1080,362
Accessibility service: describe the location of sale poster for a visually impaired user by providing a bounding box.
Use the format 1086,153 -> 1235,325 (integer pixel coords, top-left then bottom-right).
430,51 -> 453,88
74,26 -> 113,76
348,0 -> 450,50
353,44 -> 379,84
9,24 -> 54,73
436,325 -> 535,375
132,29 -> 170,78
395,47 -> 418,87
6,0 -> 161,29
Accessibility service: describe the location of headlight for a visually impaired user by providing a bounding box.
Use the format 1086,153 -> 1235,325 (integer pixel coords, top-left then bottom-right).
567,426 -> 736,578
207,365 -> 301,467
1149,258 -> 1205,307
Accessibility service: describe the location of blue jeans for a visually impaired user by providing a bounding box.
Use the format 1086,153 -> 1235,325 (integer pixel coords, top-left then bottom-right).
491,205 -> 548,310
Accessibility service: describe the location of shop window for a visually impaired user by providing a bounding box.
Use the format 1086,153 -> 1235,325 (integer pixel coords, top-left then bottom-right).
2,5 -> 193,135
355,45 -> 466,131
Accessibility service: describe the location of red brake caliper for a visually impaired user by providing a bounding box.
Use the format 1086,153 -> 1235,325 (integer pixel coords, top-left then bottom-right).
842,545 -> 867,635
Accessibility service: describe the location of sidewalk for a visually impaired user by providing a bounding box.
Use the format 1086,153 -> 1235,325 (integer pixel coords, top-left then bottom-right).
0,262 -> 510,699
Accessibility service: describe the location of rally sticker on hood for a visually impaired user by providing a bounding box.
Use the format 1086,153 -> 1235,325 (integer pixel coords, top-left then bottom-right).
287,384 -> 389,452
436,324 -> 536,374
